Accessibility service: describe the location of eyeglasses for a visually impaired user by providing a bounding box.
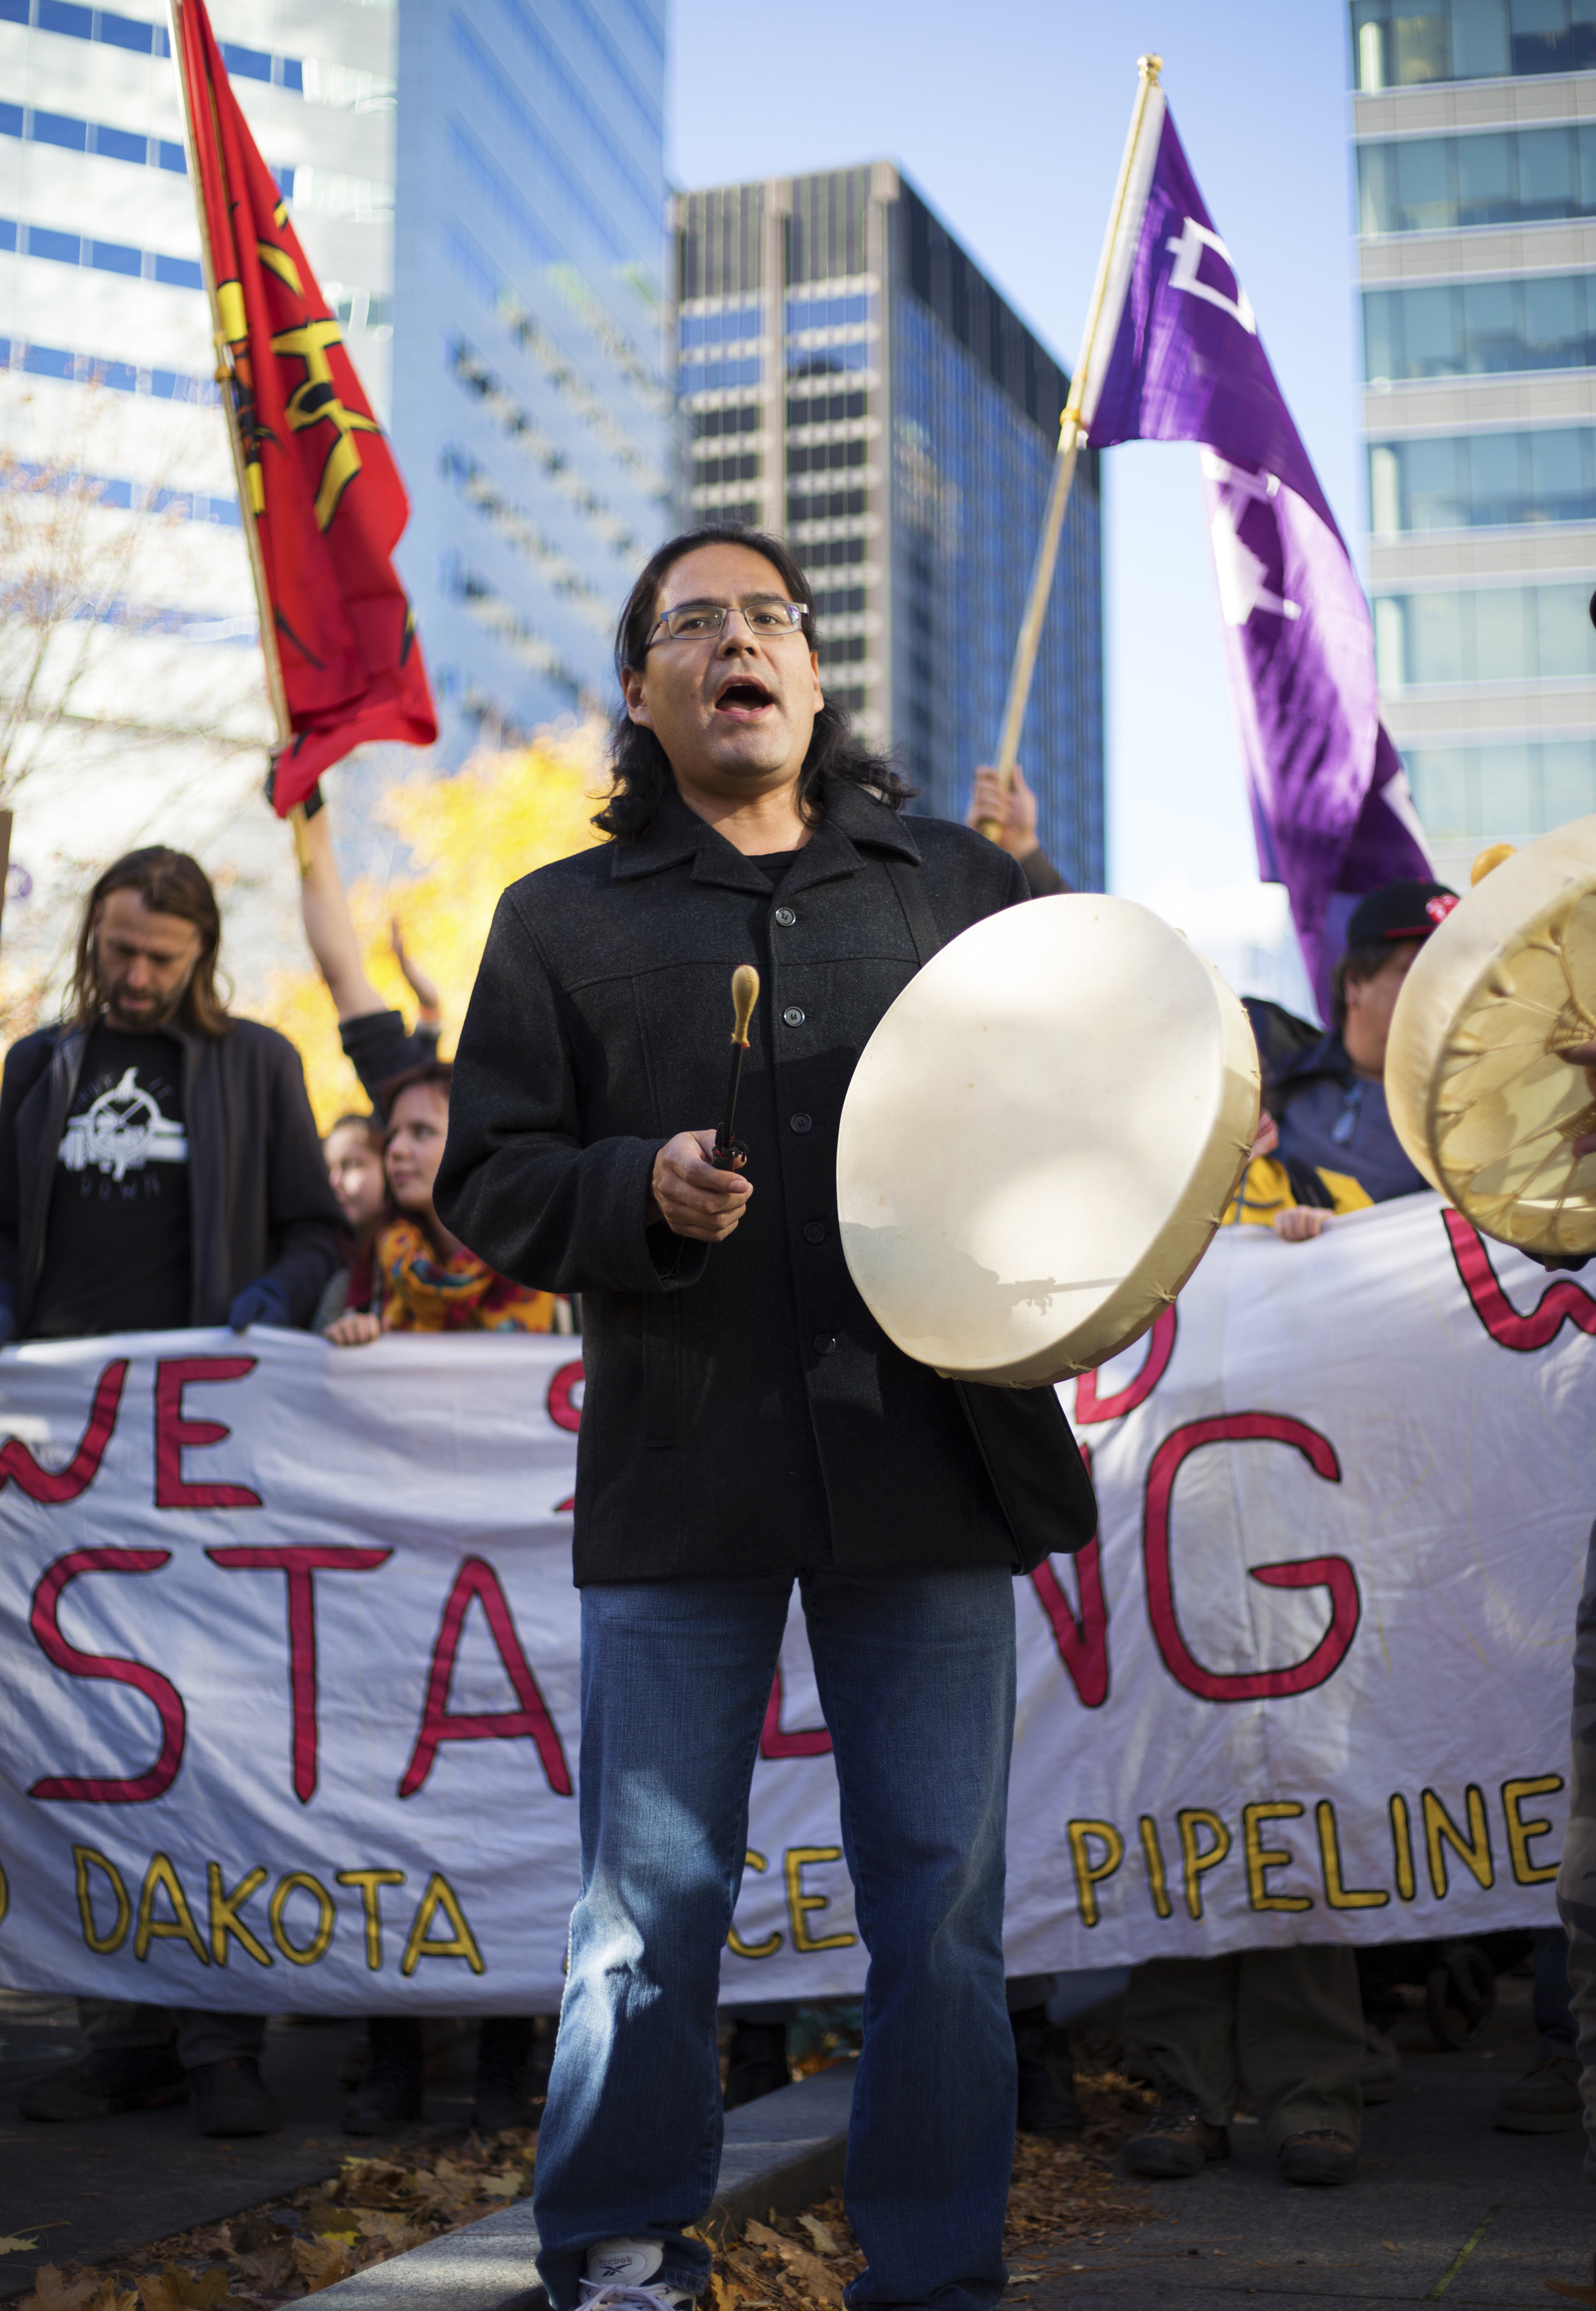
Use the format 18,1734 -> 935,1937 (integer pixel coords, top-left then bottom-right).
647,600 -> 807,646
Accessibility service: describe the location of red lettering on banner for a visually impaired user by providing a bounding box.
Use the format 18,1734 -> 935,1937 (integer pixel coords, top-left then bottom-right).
154,1358 -> 263,1509
760,1665 -> 833,1758
206,1546 -> 392,1803
400,1556 -> 573,1799
1143,1413 -> 1360,1702
28,1549 -> 186,1802
1443,1209 -> 1596,1352
0,1360 -> 128,1503
546,1361 -> 583,1433
1031,1548 -> 1110,1708
1075,1308 -> 1177,1425
1029,1439 -> 1109,1707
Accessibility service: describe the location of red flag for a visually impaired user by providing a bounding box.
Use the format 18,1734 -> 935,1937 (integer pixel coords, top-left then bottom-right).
172,0 -> 437,812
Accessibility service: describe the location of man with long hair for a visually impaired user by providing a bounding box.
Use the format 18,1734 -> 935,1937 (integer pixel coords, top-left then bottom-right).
0,844 -> 342,2136
438,525 -> 1095,2311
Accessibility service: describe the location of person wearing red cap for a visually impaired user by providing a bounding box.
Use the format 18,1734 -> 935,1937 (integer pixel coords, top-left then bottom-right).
1256,880 -> 1459,1206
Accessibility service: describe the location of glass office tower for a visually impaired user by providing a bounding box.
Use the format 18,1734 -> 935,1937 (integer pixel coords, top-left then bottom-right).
0,0 -> 670,759
1351,0 -> 1596,886
392,0 -> 670,751
674,165 -> 1104,886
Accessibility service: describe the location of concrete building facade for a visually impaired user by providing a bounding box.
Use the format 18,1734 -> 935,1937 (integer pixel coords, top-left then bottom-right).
1351,0 -> 1596,886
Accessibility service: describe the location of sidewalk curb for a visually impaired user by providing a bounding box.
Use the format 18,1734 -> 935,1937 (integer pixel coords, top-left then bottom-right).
310,2062 -> 857,2311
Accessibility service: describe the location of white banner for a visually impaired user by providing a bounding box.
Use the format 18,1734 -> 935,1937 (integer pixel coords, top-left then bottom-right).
0,1190 -> 1582,2012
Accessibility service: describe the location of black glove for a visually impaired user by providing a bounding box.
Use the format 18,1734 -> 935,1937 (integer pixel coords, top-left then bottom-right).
229,1275 -> 292,1332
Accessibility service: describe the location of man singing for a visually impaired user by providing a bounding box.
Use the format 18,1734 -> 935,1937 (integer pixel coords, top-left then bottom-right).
437,524 -> 1095,2311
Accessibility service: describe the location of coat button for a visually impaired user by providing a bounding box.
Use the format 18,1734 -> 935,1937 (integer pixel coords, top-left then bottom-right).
783,1006 -> 805,1027
774,905 -> 797,927
813,1333 -> 837,1355
790,1112 -> 812,1133
803,1220 -> 826,1245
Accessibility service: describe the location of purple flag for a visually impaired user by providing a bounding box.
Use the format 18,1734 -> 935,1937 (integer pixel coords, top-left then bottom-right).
1083,102 -> 1430,1013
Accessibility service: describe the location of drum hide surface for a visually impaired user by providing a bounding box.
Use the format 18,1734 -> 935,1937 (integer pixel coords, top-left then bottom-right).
835,894 -> 1260,1386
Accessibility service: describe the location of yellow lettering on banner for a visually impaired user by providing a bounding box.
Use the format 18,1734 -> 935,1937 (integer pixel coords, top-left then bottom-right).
73,1845 -> 130,1953
207,1864 -> 272,1968
1177,1810 -> 1231,1921
1243,1803 -> 1312,1913
1067,1820 -> 1124,1928
1389,1794 -> 1416,1902
1423,1785 -> 1493,1898
1138,1815 -> 1173,1920
1502,1776 -> 1563,1886
401,1872 -> 486,1976
726,1850 -> 782,1960
135,1853 -> 209,1966
337,1869 -> 407,1971
270,1872 -> 336,1966
783,1847 -> 857,1953
1315,1801 -> 1389,1909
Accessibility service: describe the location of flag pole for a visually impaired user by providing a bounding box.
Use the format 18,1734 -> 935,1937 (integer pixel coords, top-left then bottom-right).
165,0 -> 310,871
980,52 -> 1163,839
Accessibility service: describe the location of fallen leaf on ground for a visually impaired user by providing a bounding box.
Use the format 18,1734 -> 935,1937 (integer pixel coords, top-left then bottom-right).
1544,2283 -> 1596,2306
476,2174 -> 522,2200
292,2237 -> 353,2293
21,2272 -> 118,2311
136,2268 -> 237,2311
743,2222 -> 845,2309
229,2242 -> 296,2293
351,2212 -> 430,2252
797,2218 -> 839,2258
1,2239 -> 41,2256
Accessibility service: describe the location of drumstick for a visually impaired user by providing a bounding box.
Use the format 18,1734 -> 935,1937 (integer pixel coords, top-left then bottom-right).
712,965 -> 760,1173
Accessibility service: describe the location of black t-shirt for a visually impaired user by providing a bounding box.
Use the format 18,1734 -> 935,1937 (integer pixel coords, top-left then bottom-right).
749,849 -> 802,884
31,1026 -> 192,1338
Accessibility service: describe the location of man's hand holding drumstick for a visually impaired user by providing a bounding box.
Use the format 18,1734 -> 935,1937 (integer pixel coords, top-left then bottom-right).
648,966 -> 760,1241
649,1133 -> 750,1241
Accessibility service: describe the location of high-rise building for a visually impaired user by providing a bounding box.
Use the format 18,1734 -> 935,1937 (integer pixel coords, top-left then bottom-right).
674,165 -> 1104,887
1351,0 -> 1596,886
0,0 -> 670,1006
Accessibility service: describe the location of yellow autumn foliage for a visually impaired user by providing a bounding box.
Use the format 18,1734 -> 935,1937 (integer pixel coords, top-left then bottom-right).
262,718 -> 610,1130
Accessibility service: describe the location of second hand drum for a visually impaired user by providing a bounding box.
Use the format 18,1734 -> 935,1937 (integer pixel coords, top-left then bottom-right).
835,894 -> 1260,1388
1387,813 -> 1596,1257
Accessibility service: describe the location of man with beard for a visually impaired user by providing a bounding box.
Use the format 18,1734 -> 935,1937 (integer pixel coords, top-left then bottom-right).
0,845 -> 343,2136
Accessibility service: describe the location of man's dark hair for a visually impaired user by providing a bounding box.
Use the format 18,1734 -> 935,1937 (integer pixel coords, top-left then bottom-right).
66,846 -> 229,1037
1330,942 -> 1415,1029
596,522 -> 914,841
380,1058 -> 453,1128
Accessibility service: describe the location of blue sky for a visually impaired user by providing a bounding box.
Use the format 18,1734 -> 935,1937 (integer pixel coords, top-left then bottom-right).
670,0 -> 1360,904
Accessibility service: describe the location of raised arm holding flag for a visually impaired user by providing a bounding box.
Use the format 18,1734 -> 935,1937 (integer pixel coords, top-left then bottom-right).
991,56 -> 1430,1015
167,0 -> 437,826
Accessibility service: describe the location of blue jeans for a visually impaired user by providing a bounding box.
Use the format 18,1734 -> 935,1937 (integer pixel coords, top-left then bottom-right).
532,1566 -> 1019,2311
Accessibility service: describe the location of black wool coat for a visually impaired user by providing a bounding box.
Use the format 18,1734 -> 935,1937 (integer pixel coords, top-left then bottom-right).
436,779 -> 1097,1585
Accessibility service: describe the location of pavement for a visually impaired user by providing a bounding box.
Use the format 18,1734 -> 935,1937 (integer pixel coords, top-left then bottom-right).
0,1994 -> 476,2297
1,1974 -> 1590,2308
1027,1974 -> 1592,2310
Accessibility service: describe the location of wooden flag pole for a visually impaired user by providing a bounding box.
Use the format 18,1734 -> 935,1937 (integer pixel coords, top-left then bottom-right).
165,0 -> 310,872
979,53 -> 1164,842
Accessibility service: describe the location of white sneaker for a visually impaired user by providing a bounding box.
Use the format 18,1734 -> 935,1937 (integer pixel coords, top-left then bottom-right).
580,2237 -> 698,2311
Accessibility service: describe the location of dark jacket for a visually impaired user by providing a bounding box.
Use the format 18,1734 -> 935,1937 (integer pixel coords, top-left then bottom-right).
1246,997 -> 1428,1205
0,1016 -> 344,1336
437,780 -> 1097,1585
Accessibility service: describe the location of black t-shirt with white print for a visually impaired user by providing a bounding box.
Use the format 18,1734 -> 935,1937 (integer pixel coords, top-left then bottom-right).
31,1026 -> 192,1338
